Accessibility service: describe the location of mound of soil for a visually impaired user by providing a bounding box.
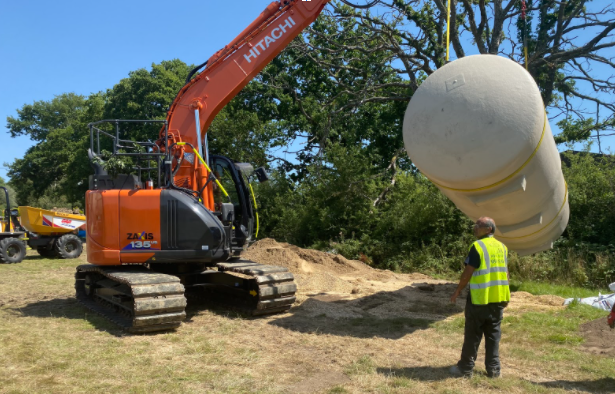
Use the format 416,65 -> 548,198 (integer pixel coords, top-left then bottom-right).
508,291 -> 565,309
243,239 -> 562,324
580,317 -> 615,356
244,238 -> 372,275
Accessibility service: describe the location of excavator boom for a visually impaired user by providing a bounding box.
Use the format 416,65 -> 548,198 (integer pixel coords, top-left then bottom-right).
162,0 -> 332,210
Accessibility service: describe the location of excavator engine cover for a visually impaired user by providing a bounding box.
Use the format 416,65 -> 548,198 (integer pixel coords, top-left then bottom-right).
86,187 -> 229,266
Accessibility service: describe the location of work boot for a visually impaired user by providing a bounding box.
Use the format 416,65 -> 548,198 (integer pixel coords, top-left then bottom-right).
449,365 -> 472,378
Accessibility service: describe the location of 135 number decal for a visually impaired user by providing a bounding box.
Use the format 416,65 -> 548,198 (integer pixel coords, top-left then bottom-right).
130,241 -> 158,249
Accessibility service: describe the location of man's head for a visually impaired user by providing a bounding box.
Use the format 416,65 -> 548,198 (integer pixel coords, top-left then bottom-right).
473,217 -> 496,239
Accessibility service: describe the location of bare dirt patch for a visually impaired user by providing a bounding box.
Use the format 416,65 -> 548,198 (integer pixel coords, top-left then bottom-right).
285,371 -> 350,394
580,317 -> 615,356
243,239 -> 565,340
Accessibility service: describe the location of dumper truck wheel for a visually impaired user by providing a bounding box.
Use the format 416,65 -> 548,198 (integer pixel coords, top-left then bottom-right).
0,237 -> 26,264
55,234 -> 83,259
37,245 -> 59,259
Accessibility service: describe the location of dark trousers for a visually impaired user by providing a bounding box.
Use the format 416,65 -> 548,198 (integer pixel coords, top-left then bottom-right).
457,298 -> 505,375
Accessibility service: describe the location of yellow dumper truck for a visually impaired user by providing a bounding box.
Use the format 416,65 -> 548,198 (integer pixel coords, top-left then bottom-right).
0,187 -> 85,263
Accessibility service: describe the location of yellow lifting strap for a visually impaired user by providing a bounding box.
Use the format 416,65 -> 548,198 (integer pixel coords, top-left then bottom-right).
248,183 -> 260,238
175,142 -> 230,199
446,0 -> 451,62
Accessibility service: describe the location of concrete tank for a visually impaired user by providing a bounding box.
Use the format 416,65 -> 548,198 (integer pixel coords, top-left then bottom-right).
403,55 -> 568,256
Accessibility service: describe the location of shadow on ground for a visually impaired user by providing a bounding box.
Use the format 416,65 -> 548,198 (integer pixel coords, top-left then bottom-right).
269,283 -> 465,339
531,378 -> 615,393
22,255 -> 51,261
9,283 -> 465,339
377,367 -> 615,392
6,297 -> 124,335
377,366 -> 454,381
10,295 -> 253,335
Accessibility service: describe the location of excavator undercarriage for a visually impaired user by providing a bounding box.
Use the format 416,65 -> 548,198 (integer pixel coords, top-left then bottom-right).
75,261 -> 296,333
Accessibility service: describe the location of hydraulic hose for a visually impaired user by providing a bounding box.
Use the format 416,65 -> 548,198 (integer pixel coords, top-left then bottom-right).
185,61 -> 208,85
339,0 -> 380,9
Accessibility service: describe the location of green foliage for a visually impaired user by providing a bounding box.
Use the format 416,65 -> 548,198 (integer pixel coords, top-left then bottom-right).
93,150 -> 134,178
6,92 -> 86,141
6,93 -> 98,207
561,150 -> 615,245
555,117 -> 615,145
257,143 -> 384,247
28,190 -> 74,211
102,59 -> 190,141
256,143 -> 472,274
252,11 -> 410,179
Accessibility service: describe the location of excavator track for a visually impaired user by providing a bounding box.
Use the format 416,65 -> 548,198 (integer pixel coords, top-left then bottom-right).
75,261 -> 296,333
75,265 -> 187,333
184,260 -> 297,316
216,260 -> 297,315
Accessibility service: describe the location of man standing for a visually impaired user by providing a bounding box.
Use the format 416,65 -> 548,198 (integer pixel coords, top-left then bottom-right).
450,217 -> 510,378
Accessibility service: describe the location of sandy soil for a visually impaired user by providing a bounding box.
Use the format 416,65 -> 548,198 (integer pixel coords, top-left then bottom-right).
243,238 -> 564,324
580,317 -> 615,356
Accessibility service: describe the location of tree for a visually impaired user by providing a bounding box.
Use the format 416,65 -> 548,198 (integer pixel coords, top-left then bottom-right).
100,59 -> 279,170
247,1 -> 615,273
250,9 -> 411,181
6,93 -> 97,207
279,0 -> 615,152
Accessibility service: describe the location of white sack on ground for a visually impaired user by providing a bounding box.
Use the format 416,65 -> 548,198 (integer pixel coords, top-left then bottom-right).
564,293 -> 615,311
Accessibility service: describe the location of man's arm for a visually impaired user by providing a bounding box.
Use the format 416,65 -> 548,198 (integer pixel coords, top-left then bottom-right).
450,264 -> 475,304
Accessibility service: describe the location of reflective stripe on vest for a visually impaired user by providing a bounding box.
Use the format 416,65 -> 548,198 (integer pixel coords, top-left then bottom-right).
469,237 -> 511,305
470,280 -> 510,290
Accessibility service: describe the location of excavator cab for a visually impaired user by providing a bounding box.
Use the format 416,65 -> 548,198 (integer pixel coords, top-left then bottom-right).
211,156 -> 257,251
85,120 -> 263,264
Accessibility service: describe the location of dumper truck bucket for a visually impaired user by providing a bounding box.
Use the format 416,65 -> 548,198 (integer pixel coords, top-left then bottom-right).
18,206 -> 86,235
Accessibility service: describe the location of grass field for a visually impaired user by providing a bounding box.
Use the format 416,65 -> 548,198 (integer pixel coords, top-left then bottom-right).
1,247 -> 614,393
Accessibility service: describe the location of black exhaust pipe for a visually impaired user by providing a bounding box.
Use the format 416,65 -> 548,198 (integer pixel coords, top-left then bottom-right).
0,186 -> 9,233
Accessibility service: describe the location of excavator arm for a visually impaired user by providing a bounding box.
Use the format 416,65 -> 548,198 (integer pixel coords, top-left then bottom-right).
160,0 -> 332,211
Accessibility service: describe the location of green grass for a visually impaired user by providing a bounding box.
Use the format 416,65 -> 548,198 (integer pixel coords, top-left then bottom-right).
508,302 -> 605,343
510,280 -> 610,299
432,316 -> 464,333
327,386 -> 350,394
345,355 -> 376,375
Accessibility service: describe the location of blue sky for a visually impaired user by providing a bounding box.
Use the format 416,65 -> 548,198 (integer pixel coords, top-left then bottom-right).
1,0 -> 613,182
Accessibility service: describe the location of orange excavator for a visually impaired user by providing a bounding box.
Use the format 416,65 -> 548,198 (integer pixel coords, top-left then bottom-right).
77,0 -> 378,332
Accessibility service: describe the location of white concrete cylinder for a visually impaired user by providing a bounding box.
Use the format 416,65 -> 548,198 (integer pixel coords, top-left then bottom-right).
403,55 -> 568,256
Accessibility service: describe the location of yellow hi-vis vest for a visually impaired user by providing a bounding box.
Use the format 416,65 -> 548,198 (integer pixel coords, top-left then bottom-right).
469,236 -> 511,305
